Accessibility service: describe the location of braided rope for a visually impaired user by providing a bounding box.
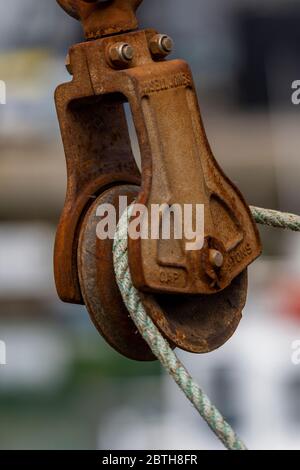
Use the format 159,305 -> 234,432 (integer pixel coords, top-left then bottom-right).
113,204 -> 300,450
113,204 -> 247,451
251,206 -> 300,232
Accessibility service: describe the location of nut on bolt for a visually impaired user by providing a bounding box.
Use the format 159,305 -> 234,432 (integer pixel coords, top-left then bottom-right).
149,34 -> 174,59
108,42 -> 134,68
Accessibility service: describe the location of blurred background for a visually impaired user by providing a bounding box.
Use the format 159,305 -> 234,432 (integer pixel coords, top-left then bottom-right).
0,0 -> 300,450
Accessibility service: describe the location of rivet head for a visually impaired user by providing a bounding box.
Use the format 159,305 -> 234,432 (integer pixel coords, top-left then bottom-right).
209,249 -> 224,269
108,42 -> 134,68
149,34 -> 174,59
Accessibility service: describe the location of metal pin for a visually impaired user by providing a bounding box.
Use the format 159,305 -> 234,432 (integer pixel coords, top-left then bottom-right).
209,249 -> 224,268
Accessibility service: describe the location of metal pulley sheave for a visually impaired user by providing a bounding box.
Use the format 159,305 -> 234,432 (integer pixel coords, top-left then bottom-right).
54,0 -> 262,361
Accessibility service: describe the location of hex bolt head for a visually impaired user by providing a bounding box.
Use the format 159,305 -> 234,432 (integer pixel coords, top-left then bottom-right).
149,34 -> 174,59
108,42 -> 134,68
209,249 -> 224,269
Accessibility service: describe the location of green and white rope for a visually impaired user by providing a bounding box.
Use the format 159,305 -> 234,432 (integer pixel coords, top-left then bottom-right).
113,204 -> 247,451
251,206 -> 300,232
113,204 -> 300,451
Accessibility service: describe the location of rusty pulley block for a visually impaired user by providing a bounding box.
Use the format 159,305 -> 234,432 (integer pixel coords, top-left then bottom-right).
54,0 -> 262,361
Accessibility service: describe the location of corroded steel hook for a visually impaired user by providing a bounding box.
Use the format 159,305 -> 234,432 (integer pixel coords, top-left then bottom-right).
57,0 -> 143,39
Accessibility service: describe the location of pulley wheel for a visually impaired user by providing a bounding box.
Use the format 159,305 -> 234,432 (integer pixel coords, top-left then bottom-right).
78,185 -> 248,359
78,185 -> 155,361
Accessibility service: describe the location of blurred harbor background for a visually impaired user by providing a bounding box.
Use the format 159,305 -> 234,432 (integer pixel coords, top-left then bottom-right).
0,0 -> 300,450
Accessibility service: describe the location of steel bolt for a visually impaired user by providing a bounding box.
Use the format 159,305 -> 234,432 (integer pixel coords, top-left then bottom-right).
209,249 -> 224,269
108,42 -> 134,68
149,34 -> 174,58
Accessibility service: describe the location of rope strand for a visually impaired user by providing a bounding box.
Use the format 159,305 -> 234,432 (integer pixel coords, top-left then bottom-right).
113,205 -> 300,450
113,204 -> 247,451
251,206 -> 300,232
